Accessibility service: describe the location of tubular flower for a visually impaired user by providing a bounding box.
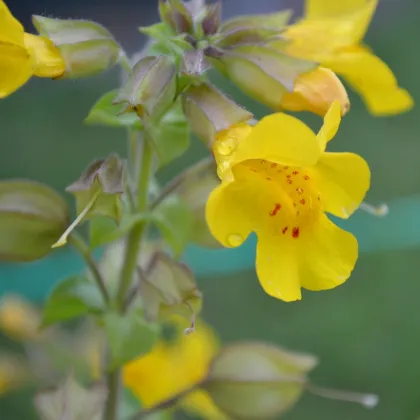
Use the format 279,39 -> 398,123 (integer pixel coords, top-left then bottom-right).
276,0 -> 413,116
123,318 -> 226,419
206,101 -> 370,302
0,0 -> 64,98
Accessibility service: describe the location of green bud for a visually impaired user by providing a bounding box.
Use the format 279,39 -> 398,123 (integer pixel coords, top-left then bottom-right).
53,154 -> 125,248
172,158 -> 221,248
159,0 -> 194,34
182,82 -> 252,146
0,180 -> 69,262
201,1 -> 222,35
208,45 -> 316,109
32,16 -> 121,78
114,56 -> 177,120
139,252 -> 202,331
204,342 -> 318,419
214,27 -> 281,49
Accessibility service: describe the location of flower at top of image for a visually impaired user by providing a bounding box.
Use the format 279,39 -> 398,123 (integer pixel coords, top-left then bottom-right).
123,317 -> 226,419
276,0 -> 413,116
206,101 -> 370,302
0,0 -> 64,98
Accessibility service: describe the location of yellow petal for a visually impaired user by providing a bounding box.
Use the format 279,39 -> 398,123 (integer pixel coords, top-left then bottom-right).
326,46 -> 414,116
23,33 -> 65,78
0,0 -> 25,46
0,43 -> 32,98
304,0 -> 377,44
182,389 -> 228,420
299,214 -> 358,292
312,152 -> 370,219
256,232 -> 301,302
316,100 -> 342,151
230,112 -> 321,168
205,180 -> 254,248
281,67 -> 349,117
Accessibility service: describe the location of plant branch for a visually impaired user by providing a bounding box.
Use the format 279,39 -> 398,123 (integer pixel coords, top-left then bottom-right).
68,232 -> 110,305
104,370 -> 121,420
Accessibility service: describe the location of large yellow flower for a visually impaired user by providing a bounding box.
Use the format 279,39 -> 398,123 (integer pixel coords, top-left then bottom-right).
276,0 -> 413,116
206,101 -> 370,302
123,318 -> 226,419
0,0 -> 64,98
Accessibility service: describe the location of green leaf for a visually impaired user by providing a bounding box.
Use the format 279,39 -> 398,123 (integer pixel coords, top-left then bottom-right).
89,213 -> 148,249
151,195 -> 193,257
34,374 -> 107,420
42,276 -> 104,327
148,101 -> 190,168
0,180 -> 69,262
104,310 -> 159,369
85,90 -> 142,128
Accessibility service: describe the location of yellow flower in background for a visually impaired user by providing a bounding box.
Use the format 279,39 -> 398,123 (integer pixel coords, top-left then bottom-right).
0,0 -> 64,98
0,295 -> 40,341
123,318 -> 226,419
207,101 -> 370,302
275,0 -> 413,116
0,355 -> 27,396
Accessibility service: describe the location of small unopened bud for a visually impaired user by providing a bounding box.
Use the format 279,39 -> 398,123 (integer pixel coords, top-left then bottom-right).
209,45 -> 317,110
32,16 -> 121,78
204,342 -> 317,419
114,56 -> 176,120
159,0 -> 194,34
182,82 -> 252,146
201,1 -> 222,35
139,252 -> 202,326
53,154 -> 125,248
280,67 -> 350,116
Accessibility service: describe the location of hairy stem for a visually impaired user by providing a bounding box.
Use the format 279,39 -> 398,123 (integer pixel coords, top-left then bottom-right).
104,370 -> 121,420
68,231 -> 110,305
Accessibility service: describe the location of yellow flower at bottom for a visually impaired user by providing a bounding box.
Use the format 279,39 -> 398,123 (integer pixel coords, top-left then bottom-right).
275,0 -> 413,116
123,318 -> 226,419
0,0 -> 64,98
206,101 -> 370,302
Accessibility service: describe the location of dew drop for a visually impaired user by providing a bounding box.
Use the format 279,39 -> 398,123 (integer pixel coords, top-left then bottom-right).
227,233 -> 243,247
215,137 -> 237,156
217,161 -> 233,182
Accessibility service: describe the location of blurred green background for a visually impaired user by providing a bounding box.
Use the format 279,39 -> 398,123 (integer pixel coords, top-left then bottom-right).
1,0 -> 420,419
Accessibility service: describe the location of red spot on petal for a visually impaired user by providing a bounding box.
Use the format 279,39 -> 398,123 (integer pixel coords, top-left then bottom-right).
282,226 -> 288,234
287,179 -> 292,184
296,188 -> 303,194
271,163 -> 277,168
300,199 -> 306,205
266,177 -> 271,181
292,226 -> 300,238
269,203 -> 281,216
292,171 -> 299,175
304,175 -> 310,180
286,174 -> 291,178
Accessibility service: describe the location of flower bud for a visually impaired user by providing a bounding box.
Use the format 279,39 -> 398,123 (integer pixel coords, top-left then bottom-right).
139,252 -> 202,331
114,56 -> 176,120
208,45 -> 317,110
182,82 -> 252,146
0,180 -> 69,261
32,16 -> 121,78
201,1 -> 222,35
280,67 -> 350,116
204,342 -> 317,419
53,154 -> 125,248
159,0 -> 194,34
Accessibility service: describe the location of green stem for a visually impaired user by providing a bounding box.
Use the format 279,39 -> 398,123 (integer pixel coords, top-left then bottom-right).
104,370 -> 121,420
116,135 -> 153,312
68,231 -> 110,305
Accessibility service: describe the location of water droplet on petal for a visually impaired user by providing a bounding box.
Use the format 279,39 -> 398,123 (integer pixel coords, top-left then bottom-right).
216,161 -> 234,182
215,137 -> 237,156
227,233 -> 243,247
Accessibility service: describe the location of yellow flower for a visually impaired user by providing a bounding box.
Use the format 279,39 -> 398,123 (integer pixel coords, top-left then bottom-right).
276,0 -> 413,116
123,318 -> 226,419
206,101 -> 370,302
0,295 -> 40,341
0,0 -> 64,98
0,355 -> 26,396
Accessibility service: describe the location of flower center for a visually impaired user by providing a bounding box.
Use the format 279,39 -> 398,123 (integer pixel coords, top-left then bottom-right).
242,159 -> 322,238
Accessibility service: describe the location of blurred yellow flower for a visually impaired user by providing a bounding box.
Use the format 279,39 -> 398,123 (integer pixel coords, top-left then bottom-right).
0,295 -> 40,341
0,355 -> 27,396
123,318 -> 226,419
275,0 -> 413,116
0,0 -> 64,98
206,101 -> 370,302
